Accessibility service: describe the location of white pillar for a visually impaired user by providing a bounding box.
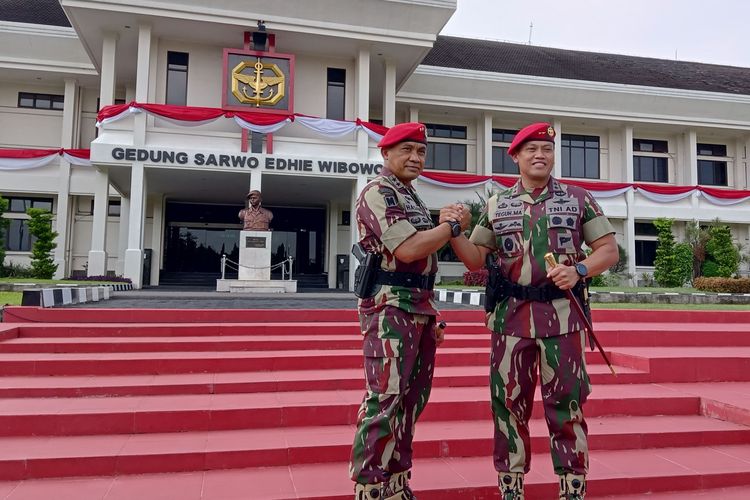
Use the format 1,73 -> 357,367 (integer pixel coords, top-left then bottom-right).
54,78 -> 79,278
355,48 -> 370,158
327,202 -> 339,289
116,196 -> 130,276
250,171 -> 262,193
382,60 -> 396,127
409,106 -> 419,123
625,189 -> 637,285
623,125 -> 634,183
149,194 -> 164,286
480,113 -> 493,176
553,119 -> 563,178
743,137 -> 750,189
99,33 -> 117,108
349,175 -> 368,291
123,163 -> 147,288
685,130 -> 698,185
134,24 -> 152,145
87,168 -> 109,276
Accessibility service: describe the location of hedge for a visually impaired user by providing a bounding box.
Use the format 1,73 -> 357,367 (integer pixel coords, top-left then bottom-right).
693,277 -> 750,293
463,268 -> 488,286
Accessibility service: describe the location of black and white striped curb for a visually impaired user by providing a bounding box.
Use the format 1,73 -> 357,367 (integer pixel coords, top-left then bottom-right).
109,283 -> 133,291
435,288 -> 485,306
21,286 -> 114,308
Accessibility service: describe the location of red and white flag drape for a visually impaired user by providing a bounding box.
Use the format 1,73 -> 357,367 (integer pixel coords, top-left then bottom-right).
0,148 -> 91,170
95,102 -> 387,142
419,171 -> 750,205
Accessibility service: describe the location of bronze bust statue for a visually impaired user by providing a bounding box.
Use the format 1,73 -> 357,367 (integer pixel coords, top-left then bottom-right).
238,190 -> 273,231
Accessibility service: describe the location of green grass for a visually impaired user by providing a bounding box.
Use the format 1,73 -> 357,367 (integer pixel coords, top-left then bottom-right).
592,286 -> 704,294
0,278 -> 127,285
0,292 -> 22,306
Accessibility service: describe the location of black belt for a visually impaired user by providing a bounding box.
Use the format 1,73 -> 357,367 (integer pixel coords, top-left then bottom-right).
498,277 -> 584,302
376,271 -> 436,290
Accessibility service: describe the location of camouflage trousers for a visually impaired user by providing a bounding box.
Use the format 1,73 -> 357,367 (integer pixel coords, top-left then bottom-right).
349,306 -> 437,484
491,331 -> 591,476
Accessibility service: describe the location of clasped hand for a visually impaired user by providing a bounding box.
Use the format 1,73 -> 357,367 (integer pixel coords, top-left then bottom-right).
438,203 -> 471,231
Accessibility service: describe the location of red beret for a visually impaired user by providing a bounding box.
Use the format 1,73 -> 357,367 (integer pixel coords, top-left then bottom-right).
507,122 -> 556,155
377,122 -> 427,149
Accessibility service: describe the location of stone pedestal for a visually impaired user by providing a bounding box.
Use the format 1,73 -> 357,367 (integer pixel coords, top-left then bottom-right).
216,230 -> 297,293
238,230 -> 272,280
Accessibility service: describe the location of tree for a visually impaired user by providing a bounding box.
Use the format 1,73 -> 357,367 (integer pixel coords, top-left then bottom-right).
0,195 -> 8,276
652,218 -> 684,287
703,224 -> 740,278
684,220 -> 712,280
25,208 -> 58,279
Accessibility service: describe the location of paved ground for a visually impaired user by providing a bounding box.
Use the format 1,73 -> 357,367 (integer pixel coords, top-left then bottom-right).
70,287 -> 479,310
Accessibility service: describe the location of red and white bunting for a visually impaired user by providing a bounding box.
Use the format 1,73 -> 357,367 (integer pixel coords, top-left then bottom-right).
0,149 -> 91,171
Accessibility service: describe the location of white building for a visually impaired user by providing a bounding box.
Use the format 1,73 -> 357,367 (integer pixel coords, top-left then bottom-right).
2,0 -> 749,289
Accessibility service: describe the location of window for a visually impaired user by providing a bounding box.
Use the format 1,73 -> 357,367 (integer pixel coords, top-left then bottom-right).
634,222 -> 658,267
491,128 -> 519,175
425,124 -> 467,171
561,134 -> 599,179
108,200 -> 121,217
633,139 -> 669,182
697,143 -> 728,186
1,197 -> 53,252
96,98 -> 126,110
18,92 -> 64,110
326,68 -> 346,120
166,51 -> 189,105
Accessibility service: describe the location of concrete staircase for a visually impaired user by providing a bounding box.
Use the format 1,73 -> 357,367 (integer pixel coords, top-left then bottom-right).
0,307 -> 749,499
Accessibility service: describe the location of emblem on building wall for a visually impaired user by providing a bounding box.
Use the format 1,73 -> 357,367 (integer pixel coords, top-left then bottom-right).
231,58 -> 285,107
223,48 -> 295,114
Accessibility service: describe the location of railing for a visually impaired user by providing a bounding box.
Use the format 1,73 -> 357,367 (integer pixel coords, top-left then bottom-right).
220,254 -> 294,281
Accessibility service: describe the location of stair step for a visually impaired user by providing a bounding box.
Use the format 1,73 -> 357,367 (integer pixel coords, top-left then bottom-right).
3,444 -> 750,499
0,415 -> 746,480
0,363 -> 648,398
0,384 -> 701,436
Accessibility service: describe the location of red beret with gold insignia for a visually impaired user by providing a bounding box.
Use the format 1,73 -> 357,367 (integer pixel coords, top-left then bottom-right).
507,122 -> 556,155
377,122 -> 428,149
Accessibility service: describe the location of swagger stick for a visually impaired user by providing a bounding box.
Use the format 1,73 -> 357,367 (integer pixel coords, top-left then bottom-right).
544,252 -> 617,376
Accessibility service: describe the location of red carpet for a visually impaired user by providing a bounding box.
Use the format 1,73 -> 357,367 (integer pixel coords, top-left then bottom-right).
0,307 -> 749,499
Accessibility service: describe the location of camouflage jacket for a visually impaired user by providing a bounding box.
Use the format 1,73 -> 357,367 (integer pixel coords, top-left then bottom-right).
355,167 -> 438,316
469,177 -> 615,338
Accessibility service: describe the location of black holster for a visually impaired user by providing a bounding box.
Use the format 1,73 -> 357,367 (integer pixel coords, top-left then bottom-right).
484,254 -> 502,313
352,243 -> 382,299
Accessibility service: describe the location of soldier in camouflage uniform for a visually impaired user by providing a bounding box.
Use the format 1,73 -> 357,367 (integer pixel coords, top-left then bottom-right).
349,122 -> 469,500
449,122 -> 619,499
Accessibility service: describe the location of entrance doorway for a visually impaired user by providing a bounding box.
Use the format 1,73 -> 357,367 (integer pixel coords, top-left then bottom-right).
162,202 -> 327,285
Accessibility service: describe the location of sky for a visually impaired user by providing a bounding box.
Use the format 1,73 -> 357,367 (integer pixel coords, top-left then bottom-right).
441,0 -> 750,68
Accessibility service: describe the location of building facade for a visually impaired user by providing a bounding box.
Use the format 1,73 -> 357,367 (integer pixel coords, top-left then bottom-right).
2,0 -> 750,289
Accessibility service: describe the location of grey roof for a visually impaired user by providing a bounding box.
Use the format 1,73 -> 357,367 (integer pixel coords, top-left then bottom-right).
424,36 -> 750,96
0,0 -> 70,27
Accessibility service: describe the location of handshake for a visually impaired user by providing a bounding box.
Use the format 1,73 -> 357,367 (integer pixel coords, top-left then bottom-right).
438,203 -> 471,234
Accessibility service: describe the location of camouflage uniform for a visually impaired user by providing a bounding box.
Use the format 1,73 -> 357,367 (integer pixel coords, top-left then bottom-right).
468,177 -> 614,483
349,166 -> 439,489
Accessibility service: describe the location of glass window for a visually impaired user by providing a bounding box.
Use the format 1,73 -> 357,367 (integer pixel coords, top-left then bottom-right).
7,197 -> 53,213
326,68 -> 346,120
492,146 -> 519,174
3,219 -> 33,252
427,143 -> 466,171
635,222 -> 659,236
635,240 -> 657,267
17,92 -> 64,110
492,128 -> 517,143
562,134 -> 599,179
697,143 -> 727,157
698,160 -> 728,186
634,139 -> 668,153
426,124 -> 466,140
634,156 -> 668,182
108,201 -> 121,217
425,123 -> 467,172
166,51 -> 189,105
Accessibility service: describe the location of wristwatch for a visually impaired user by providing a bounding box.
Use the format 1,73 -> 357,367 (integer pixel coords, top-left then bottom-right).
574,262 -> 588,278
447,220 -> 462,238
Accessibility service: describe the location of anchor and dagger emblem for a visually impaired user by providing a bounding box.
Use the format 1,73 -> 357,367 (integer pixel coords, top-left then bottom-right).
231,57 -> 286,107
